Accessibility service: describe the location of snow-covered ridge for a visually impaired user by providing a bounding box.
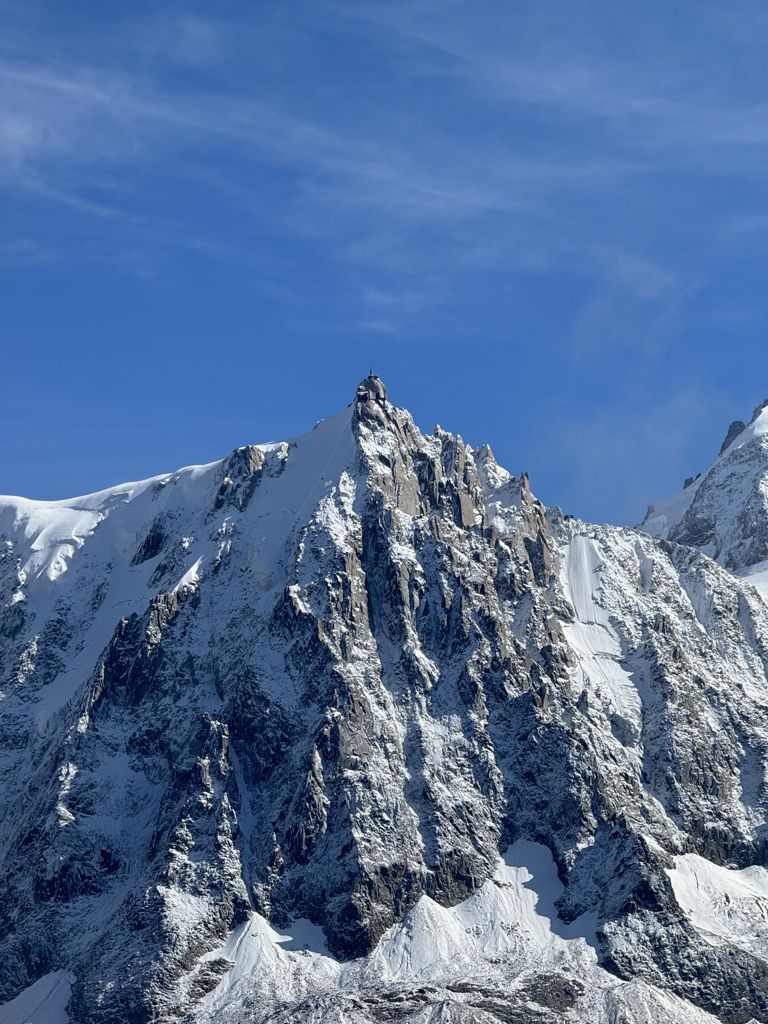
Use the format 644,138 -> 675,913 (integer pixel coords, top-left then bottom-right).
0,464 -> 216,583
4,378 -> 768,1024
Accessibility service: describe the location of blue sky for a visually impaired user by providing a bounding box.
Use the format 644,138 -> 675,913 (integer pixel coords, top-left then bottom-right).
2,0 -> 767,523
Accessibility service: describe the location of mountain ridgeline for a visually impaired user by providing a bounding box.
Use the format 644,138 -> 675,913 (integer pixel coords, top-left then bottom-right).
2,378 -> 768,1023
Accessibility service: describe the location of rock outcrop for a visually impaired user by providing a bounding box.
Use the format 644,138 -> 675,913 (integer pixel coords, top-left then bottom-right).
3,381 -> 768,1023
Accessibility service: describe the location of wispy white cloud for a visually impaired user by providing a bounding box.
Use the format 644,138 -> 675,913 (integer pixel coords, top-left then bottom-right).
0,236 -> 53,264
362,286 -> 441,314
145,14 -> 226,69
346,0 -> 768,165
2,0 -> 767,351
359,317 -> 401,336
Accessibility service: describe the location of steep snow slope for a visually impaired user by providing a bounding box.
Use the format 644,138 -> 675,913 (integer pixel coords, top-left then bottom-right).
4,377 -> 768,1024
668,854 -> 768,957
0,970 -> 72,1024
559,534 -> 642,742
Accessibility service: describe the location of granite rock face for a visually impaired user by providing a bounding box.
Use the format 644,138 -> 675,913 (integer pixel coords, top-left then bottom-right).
3,378 -> 768,1023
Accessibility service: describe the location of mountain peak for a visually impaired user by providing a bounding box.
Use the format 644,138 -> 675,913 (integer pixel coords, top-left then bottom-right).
355,373 -> 387,405
358,372 -> 387,395
718,419 -> 747,456
750,398 -> 768,426
7,386 -> 768,1024
641,397 -> 768,575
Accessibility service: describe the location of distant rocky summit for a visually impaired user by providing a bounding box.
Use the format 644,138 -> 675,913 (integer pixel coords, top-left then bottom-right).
3,378 -> 768,1024
642,398 -> 768,583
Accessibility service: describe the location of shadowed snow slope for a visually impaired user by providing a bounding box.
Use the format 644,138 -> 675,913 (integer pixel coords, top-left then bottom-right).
3,378 -> 768,1024
0,971 -> 72,1024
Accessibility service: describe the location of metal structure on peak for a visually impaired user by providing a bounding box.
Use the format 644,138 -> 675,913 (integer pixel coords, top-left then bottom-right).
355,374 -> 387,406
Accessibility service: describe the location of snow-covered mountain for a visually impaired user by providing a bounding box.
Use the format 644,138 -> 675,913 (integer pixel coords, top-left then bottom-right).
4,377 -> 768,1024
641,399 -> 768,598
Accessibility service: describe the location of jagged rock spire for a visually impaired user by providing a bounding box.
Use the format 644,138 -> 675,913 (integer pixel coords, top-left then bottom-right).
6,384 -> 768,1023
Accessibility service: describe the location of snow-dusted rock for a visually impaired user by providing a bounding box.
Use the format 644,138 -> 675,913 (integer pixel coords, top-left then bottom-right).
3,376 -> 768,1023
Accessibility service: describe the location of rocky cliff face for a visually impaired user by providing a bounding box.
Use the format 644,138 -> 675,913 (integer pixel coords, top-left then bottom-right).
3,378 -> 768,1024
